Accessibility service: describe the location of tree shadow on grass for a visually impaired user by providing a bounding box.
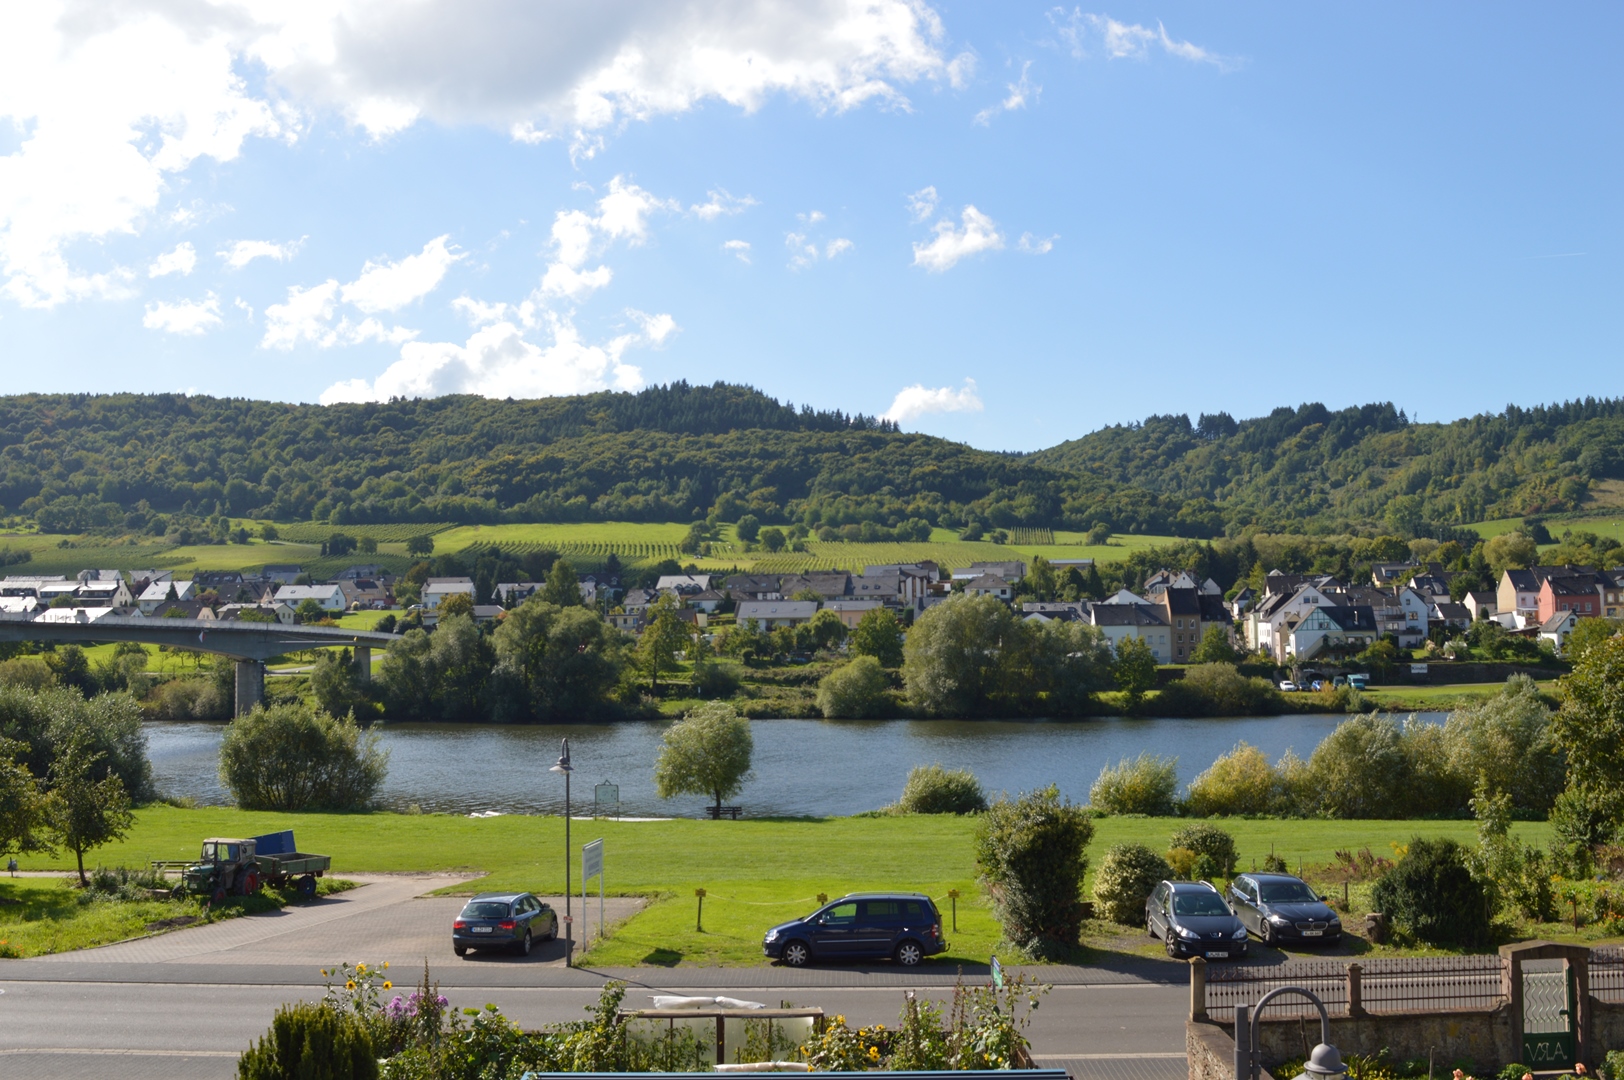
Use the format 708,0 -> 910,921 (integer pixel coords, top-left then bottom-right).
641,947 -> 684,966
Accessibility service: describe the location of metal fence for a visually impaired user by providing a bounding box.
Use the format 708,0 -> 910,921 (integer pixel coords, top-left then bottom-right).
1206,955 -> 1504,1018
1592,946 -> 1624,1004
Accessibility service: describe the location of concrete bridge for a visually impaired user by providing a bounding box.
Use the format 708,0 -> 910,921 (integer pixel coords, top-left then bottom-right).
0,614 -> 402,716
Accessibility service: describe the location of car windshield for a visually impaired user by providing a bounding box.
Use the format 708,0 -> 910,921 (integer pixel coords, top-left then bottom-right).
461,902 -> 511,919
1259,881 -> 1318,903
1173,892 -> 1231,916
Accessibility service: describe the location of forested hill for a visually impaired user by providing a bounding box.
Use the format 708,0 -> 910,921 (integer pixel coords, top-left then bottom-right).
4,387 -> 1622,538
0,386 -> 1152,534
1029,399 -> 1624,533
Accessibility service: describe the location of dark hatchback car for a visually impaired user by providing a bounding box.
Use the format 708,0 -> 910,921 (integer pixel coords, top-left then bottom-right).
452,891 -> 557,957
1145,880 -> 1249,960
1227,873 -> 1341,946
764,893 -> 946,967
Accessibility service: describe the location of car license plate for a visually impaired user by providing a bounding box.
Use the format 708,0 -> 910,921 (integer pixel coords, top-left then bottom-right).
1302,930 -> 1322,937
472,926 -> 493,933
1207,951 -> 1228,958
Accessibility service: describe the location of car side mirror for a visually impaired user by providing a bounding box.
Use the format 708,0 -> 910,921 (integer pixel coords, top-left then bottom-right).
1319,895 -> 1329,902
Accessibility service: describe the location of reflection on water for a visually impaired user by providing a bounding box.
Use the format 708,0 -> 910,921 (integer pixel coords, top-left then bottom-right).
146,712 -> 1450,819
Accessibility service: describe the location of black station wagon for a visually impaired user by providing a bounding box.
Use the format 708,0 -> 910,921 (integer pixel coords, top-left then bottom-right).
1145,880 -> 1249,960
763,892 -> 946,967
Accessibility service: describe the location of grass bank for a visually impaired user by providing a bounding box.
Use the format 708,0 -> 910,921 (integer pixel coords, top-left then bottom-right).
12,807 -> 1553,966
0,874 -> 354,958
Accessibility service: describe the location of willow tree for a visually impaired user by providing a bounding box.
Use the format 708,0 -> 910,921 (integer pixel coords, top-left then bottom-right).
653,702 -> 753,816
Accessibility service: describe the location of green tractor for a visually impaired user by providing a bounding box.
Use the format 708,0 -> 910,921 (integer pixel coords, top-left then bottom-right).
161,832 -> 330,904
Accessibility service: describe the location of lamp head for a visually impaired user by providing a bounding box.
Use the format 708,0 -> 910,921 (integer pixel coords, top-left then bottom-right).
550,737 -> 572,773
1298,1043 -> 1345,1080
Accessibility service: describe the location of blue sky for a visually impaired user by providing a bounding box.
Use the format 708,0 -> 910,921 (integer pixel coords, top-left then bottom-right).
0,2 -> 1618,451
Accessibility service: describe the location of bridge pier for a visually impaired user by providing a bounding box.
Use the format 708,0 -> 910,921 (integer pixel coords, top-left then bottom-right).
354,645 -> 371,683
234,659 -> 265,718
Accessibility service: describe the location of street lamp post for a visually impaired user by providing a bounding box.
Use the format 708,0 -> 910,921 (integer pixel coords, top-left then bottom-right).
1234,986 -> 1345,1080
550,739 -> 573,967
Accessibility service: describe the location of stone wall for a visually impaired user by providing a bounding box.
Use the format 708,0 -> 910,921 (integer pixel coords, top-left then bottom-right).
1594,1000 -> 1624,1055
1186,1020 -> 1274,1080
1210,1007 -> 1516,1074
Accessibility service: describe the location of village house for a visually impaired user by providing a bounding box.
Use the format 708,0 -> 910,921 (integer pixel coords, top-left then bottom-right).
1539,610 -> 1579,655
1429,600 -> 1473,633
1537,573 -> 1608,624
138,578 -> 197,614
1464,590 -> 1498,621
1020,601 -> 1088,622
337,578 -> 391,609
778,571 -> 852,600
655,574 -> 713,594
1287,604 -> 1378,660
1246,581 -> 1340,661
217,602 -> 296,624
420,578 -> 475,610
821,599 -> 884,628
687,589 -> 728,614
1088,603 -> 1171,663
734,600 -> 818,629
262,565 -> 304,585
274,583 -> 347,613
723,574 -> 784,602
961,574 -> 1014,602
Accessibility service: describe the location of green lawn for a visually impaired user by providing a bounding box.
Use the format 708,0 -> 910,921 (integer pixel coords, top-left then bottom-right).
0,874 -> 355,958
11,807 -> 1553,966
1356,680 -> 1561,710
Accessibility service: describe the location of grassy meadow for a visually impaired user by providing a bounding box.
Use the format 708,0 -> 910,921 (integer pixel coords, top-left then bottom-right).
11,806 -> 1555,966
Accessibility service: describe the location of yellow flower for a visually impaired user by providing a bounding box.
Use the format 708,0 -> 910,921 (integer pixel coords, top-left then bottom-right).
383,981 -> 393,990
321,969 -> 328,976
346,980 -> 357,990
356,962 -> 367,973
382,962 -> 389,969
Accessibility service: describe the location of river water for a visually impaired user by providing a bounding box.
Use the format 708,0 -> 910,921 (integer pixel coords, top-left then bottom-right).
146,713 -> 1449,819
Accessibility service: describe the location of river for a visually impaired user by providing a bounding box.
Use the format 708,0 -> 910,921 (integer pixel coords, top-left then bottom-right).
145,712 -> 1449,819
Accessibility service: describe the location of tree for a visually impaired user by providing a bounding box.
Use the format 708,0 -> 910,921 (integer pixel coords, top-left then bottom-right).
358,536 -> 378,554
816,656 -> 891,718
1110,636 -> 1157,709
45,645 -> 96,697
0,737 -> 48,864
1190,625 -> 1240,664
540,558 -> 583,607
1442,675 -> 1563,814
259,523 -> 279,542
46,735 -> 135,885
1551,636 -> 1624,829
377,614 -> 495,722
310,650 -> 378,720
1089,753 -> 1178,815
902,594 -> 1034,716
1565,618 -> 1624,665
758,526 -> 786,552
295,598 -> 328,624
638,596 -> 692,691
325,532 -> 357,556
406,534 -> 435,557
1483,531 -> 1538,576
218,702 -> 388,812
735,514 -> 761,542
804,609 -> 847,651
653,702 -> 753,815
974,785 -> 1093,957
436,592 -> 474,620
850,608 -> 904,667
491,599 -> 625,720
1370,837 -> 1491,947
898,764 -> 986,814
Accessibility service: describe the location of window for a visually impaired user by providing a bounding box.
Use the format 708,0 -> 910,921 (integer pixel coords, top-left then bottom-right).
823,903 -> 857,924
864,900 -> 901,919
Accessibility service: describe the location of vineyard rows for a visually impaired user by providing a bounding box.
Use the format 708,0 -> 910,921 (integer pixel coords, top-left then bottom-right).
459,539 -> 685,563
274,522 -> 455,544
1008,527 -> 1054,545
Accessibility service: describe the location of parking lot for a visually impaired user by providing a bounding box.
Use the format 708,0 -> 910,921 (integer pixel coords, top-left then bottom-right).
28,875 -> 647,970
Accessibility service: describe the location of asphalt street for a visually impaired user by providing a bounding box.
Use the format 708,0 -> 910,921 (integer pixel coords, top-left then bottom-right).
1,876 -> 1194,1080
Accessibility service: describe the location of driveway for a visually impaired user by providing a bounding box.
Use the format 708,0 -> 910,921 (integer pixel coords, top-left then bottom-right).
28,874 -> 646,969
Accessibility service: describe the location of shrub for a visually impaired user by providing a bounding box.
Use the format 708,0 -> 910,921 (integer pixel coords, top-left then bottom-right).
1155,664 -> 1283,717
0,685 -> 154,800
1370,837 -> 1491,947
1090,753 -> 1178,815
143,673 -> 231,721
1092,843 -> 1173,925
1184,741 -> 1280,817
218,702 -> 388,812
898,764 -> 987,815
973,785 -> 1093,956
1167,822 -> 1238,877
689,661 -> 742,699
237,1000 -> 378,1080
0,658 -> 53,692
815,656 -> 891,719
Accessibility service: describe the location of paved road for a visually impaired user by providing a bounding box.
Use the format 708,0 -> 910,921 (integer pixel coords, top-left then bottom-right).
1,877 -> 1194,1080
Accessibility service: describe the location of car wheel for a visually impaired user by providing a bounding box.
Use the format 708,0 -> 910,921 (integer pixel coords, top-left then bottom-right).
1260,921 -> 1276,946
296,875 -> 318,901
1165,930 -> 1182,959
544,917 -> 557,942
781,940 -> 811,967
1147,915 -> 1158,938
454,944 -> 467,957
894,940 -> 923,967
518,929 -> 532,956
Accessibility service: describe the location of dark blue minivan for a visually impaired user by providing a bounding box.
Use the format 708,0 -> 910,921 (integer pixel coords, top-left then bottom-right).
763,892 -> 946,967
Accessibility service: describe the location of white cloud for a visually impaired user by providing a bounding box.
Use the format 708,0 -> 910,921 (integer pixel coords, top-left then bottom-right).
1,1 -> 957,307
142,292 -> 222,335
798,210 -> 827,226
882,378 -> 984,424
973,61 -> 1038,125
453,296 -> 512,325
221,238 -> 305,269
786,232 -> 818,271
723,239 -> 752,264
1018,232 -> 1057,255
318,312 -> 667,404
539,177 -> 675,300
912,205 -> 1004,272
1050,10 -> 1237,70
0,5 -> 283,307
340,235 -> 463,313
261,280 -> 340,349
148,242 -> 197,278
906,186 -> 938,223
691,189 -> 757,221
825,238 -> 854,259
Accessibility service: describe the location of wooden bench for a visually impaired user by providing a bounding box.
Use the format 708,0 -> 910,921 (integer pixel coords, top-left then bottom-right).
705,805 -> 743,820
